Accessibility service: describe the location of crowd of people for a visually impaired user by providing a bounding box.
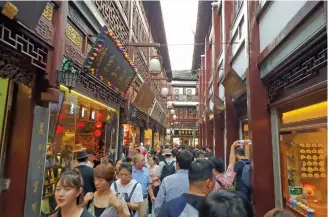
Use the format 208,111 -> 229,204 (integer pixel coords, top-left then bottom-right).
52,142 -> 295,217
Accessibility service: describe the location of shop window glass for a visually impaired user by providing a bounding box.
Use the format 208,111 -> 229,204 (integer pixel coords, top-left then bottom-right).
41,86 -> 118,216
280,101 -> 327,217
144,129 -> 153,147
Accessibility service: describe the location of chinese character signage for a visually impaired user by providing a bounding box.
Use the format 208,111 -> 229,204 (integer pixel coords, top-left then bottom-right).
83,26 -> 137,95
24,106 -> 50,217
173,130 -> 198,136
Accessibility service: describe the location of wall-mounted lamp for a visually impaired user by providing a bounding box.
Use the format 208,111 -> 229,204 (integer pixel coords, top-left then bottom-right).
57,59 -> 81,92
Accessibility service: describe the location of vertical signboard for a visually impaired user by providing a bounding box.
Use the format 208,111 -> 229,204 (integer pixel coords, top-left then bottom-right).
0,78 -> 9,143
24,106 -> 50,217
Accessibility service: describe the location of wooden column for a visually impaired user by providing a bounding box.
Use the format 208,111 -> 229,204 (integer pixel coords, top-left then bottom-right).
246,1 -> 275,216
213,8 -> 224,157
205,37 -> 213,148
202,121 -> 206,147
47,1 -> 69,85
223,1 -> 238,164
198,124 -> 203,147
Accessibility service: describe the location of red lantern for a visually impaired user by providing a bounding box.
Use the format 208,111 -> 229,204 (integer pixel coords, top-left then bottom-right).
96,113 -> 104,121
59,114 -> 64,121
93,130 -> 102,137
56,125 -> 63,134
77,122 -> 85,128
94,122 -> 102,128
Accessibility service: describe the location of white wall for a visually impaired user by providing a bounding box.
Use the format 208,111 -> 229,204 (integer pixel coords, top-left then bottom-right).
260,7 -> 325,76
232,44 -> 247,78
259,1 -> 307,52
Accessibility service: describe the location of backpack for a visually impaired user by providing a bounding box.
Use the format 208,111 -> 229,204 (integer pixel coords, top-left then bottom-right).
168,195 -> 199,217
240,160 -> 251,188
160,160 -> 176,181
113,181 -> 138,217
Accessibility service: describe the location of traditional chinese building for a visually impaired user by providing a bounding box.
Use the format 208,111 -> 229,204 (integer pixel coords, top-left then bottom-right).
194,0 -> 327,216
0,1 -> 171,217
169,71 -> 198,147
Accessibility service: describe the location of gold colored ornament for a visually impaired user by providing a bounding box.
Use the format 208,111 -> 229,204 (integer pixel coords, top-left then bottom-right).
65,23 -> 83,48
42,3 -> 53,21
1,2 -> 18,19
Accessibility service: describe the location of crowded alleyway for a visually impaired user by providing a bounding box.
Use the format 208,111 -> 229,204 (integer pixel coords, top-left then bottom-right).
0,1 -> 327,217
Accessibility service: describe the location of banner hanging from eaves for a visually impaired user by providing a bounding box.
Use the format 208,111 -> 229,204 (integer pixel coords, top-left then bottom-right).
83,26 -> 137,96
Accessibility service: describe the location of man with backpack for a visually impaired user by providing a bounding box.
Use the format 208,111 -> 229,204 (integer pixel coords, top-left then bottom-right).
157,159 -> 215,217
154,150 -> 194,216
156,149 -> 176,181
234,147 -> 251,200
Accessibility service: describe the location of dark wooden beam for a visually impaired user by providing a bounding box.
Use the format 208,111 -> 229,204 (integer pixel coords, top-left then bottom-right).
247,1 -> 275,216
223,1 -> 239,166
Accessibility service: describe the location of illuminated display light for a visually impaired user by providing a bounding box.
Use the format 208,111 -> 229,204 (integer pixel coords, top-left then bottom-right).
93,130 -> 102,137
94,122 -> 102,128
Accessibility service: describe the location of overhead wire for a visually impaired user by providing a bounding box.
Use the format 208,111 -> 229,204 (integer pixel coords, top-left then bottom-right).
159,42 -> 242,47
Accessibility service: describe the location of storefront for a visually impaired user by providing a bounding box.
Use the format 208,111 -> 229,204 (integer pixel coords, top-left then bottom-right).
265,14 -> 327,216
172,129 -> 198,147
144,128 -> 153,147
123,124 -> 141,146
278,101 -> 327,217
40,24 -> 137,216
0,3 -> 56,217
40,85 -> 120,215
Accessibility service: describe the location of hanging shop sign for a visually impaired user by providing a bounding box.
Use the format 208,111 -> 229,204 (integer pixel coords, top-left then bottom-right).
173,130 -> 198,136
150,100 -> 162,122
133,83 -> 155,114
159,113 -> 166,125
83,26 -> 137,96
0,78 -> 9,143
23,106 -> 50,217
213,93 -> 225,111
222,68 -> 246,100
0,1 -> 47,29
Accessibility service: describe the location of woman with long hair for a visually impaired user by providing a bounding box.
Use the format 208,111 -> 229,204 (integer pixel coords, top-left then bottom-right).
84,164 -> 129,217
54,170 -> 93,217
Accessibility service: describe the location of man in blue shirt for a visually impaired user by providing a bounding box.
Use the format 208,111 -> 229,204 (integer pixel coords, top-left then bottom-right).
154,150 -> 194,216
132,153 -> 155,217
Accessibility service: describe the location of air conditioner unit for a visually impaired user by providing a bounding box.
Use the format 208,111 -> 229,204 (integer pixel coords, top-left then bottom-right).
173,87 -> 183,95
187,95 -> 193,101
175,95 -> 180,100
185,88 -> 196,95
182,95 -> 187,100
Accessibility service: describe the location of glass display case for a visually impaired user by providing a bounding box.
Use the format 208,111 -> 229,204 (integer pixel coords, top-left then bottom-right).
280,101 -> 327,217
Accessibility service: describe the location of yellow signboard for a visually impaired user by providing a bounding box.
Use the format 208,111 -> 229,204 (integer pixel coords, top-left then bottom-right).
0,78 -> 9,143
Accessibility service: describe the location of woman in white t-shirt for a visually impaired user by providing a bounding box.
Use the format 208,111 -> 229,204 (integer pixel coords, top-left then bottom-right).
111,162 -> 143,217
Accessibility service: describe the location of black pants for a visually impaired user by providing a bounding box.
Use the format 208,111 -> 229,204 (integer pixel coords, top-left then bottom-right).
148,185 -> 160,214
